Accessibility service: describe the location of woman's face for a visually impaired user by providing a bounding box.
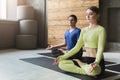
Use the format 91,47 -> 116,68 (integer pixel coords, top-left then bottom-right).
86,9 -> 99,23
68,17 -> 76,26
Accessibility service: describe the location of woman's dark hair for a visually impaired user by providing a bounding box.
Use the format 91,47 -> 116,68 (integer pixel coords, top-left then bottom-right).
88,6 -> 99,14
68,14 -> 77,22
88,6 -> 100,24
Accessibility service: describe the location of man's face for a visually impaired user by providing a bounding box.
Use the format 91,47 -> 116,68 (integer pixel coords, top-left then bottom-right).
68,17 -> 76,26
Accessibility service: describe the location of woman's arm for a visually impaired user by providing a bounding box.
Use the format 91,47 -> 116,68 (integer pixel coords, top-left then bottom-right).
95,28 -> 106,64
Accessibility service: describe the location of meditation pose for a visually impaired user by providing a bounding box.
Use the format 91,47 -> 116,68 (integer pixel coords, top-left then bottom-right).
47,14 -> 83,59
53,6 -> 106,77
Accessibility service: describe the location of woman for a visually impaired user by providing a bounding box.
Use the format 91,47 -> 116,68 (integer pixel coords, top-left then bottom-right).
53,6 -> 106,76
47,14 -> 83,59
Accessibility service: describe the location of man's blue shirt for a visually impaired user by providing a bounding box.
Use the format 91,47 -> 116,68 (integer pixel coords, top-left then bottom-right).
64,28 -> 81,50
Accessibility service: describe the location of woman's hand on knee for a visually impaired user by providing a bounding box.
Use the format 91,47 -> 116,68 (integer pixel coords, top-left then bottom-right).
53,57 -> 60,65
89,62 -> 97,72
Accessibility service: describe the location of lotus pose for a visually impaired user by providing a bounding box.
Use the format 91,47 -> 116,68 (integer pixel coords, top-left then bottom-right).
47,14 -> 83,59
53,6 -> 106,76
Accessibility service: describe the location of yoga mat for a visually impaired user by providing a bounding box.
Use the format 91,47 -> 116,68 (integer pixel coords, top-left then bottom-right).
106,64 -> 120,72
38,53 -> 58,58
38,53 -> 116,65
20,57 -> 118,80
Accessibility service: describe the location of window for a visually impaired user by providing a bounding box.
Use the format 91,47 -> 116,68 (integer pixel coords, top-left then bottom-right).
0,0 -> 17,20
0,0 -> 6,19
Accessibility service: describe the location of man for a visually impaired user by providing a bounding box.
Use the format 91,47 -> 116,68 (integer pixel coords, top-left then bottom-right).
47,14 -> 83,59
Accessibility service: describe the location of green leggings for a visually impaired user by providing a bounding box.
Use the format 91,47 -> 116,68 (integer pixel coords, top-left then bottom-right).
58,60 -> 101,76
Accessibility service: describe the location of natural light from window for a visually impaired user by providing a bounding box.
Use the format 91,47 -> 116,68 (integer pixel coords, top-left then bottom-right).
0,0 -> 6,19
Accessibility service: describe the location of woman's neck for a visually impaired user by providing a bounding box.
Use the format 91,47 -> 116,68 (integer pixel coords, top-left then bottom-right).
88,23 -> 98,29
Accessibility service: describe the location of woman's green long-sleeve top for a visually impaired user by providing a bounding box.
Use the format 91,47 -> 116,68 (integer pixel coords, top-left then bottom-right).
60,25 -> 106,64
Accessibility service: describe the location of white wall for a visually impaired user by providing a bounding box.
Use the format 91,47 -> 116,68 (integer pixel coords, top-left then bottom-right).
6,0 -> 17,20
17,0 -> 27,5
26,0 -> 48,48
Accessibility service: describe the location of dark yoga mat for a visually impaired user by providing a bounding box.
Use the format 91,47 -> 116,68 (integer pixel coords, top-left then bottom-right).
38,53 -> 116,65
38,53 -> 58,58
20,57 -> 118,80
106,64 -> 120,72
